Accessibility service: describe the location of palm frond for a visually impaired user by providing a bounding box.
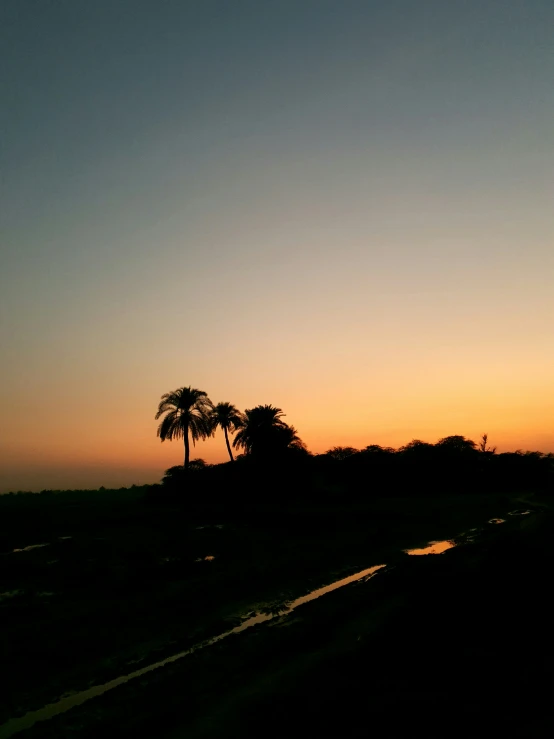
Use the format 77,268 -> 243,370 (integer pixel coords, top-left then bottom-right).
231,404 -> 305,457
189,414 -> 213,443
232,426 -> 251,451
157,411 -> 185,442
211,402 -> 245,434
156,386 -> 214,458
155,391 -> 182,419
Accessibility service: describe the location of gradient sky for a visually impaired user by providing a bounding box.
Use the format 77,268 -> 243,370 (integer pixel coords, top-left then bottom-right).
1,0 -> 553,492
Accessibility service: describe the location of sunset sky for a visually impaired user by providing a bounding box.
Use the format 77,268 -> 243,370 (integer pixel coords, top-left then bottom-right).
1,0 -> 553,492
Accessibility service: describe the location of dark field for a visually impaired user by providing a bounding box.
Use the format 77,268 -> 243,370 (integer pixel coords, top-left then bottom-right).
1,450 -> 553,737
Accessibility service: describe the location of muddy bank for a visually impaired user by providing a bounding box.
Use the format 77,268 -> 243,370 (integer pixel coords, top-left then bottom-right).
8,506 -> 553,738
185,509 -> 554,738
1,492 -> 515,725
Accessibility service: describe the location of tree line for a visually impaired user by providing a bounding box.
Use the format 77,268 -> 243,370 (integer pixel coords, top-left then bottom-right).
155,388 -> 553,497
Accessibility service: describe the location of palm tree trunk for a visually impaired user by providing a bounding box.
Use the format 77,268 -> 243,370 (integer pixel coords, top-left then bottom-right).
184,428 -> 190,470
224,426 -> 234,462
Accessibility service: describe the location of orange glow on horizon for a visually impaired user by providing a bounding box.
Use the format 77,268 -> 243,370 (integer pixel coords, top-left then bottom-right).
2,1 -> 553,494
2,376 -> 553,493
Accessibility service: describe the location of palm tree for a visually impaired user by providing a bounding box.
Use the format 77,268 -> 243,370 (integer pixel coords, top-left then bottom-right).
233,405 -> 305,458
233,404 -> 286,456
155,387 -> 213,470
211,402 -> 244,462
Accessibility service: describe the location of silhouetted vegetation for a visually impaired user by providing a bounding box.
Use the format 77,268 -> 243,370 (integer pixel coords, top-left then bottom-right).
155,387 -> 213,470
233,404 -> 307,460
156,431 -> 553,510
1,395 -> 552,735
153,387 -> 553,503
210,402 -> 243,462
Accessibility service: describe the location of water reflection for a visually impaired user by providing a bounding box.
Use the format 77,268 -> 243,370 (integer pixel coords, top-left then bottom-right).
0,591 -> 21,603
405,540 -> 455,556
281,565 -> 385,611
259,601 -> 293,617
1,511 -> 530,737
10,543 -> 49,554
0,564 -> 384,737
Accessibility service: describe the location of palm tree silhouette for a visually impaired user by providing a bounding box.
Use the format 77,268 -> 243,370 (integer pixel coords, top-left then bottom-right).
211,402 -> 244,462
233,404 -> 305,458
155,387 -> 213,470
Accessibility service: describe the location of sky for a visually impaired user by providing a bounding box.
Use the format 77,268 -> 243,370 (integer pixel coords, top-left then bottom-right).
1,0 -> 553,492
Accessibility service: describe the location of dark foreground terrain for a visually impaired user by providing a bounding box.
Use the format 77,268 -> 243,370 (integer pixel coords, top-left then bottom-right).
1,481 -> 553,737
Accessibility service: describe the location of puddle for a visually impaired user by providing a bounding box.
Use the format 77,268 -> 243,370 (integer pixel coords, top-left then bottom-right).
404,511 -> 528,555
260,601 -> 292,617
405,540 -> 455,556
0,564 -> 384,737
0,591 -> 21,603
0,509 -> 533,737
276,565 -> 385,611
10,544 -> 49,554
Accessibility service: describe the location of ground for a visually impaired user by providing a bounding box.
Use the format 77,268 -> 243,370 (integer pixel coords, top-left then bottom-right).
2,489 -> 552,737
